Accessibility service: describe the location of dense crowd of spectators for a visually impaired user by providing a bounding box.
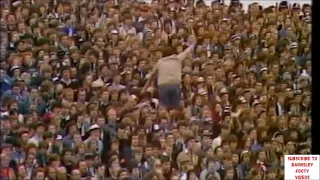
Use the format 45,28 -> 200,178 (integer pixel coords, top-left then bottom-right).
0,0 -> 312,179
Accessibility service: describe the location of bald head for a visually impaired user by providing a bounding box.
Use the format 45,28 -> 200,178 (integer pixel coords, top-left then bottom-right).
57,167 -> 66,173
71,169 -> 81,180
57,167 -> 67,180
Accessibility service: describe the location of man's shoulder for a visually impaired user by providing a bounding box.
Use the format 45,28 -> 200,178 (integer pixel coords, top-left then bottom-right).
212,136 -> 221,142
158,55 -> 177,63
2,90 -> 12,95
200,169 -> 208,175
83,139 -> 89,144
27,137 -> 37,143
163,55 -> 177,59
199,169 -> 209,180
177,151 -> 188,157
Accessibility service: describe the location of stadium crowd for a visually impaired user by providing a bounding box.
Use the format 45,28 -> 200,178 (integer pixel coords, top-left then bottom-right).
0,0 -> 312,179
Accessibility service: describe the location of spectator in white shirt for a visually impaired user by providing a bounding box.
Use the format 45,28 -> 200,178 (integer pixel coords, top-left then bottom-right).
28,122 -> 45,147
211,122 -> 231,151
109,74 -> 126,90
119,14 -> 137,38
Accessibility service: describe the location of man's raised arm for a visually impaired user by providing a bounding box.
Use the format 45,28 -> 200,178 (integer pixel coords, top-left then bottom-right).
176,37 -> 197,62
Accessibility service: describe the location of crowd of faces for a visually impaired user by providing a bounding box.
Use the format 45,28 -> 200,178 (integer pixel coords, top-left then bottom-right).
0,0 -> 312,180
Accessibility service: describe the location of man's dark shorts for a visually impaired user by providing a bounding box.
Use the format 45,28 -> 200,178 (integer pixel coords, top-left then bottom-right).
158,84 -> 181,109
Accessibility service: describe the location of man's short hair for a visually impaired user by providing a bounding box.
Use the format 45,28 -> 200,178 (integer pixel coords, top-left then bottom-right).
161,46 -> 175,57
160,155 -> 171,163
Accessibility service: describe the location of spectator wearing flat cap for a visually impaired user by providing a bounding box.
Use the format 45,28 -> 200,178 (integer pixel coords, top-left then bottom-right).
84,124 -> 103,154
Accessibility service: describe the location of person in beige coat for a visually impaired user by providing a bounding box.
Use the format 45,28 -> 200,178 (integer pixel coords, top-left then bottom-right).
144,37 -> 197,109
